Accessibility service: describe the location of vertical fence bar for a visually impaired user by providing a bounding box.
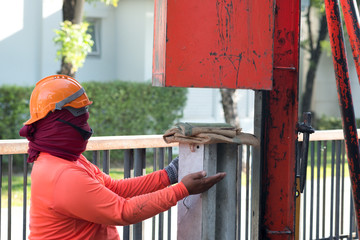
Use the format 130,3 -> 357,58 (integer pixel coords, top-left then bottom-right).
158,148 -> 164,240
167,147 -> 172,240
23,155 -> 28,240
310,141 -> 315,239
302,175 -> 307,240
295,141 -> 301,240
340,142 -> 345,235
92,151 -> 100,166
123,149 -> 133,240
245,145 -> 250,240
0,155 -> 2,239
152,148 -> 157,240
322,141 -> 327,238
237,145 -> 243,240
350,193 -> 354,240
103,150 -> 110,174
330,140 -> 336,239
8,155 -> 13,240
134,148 -> 145,240
335,141 -> 341,239
316,141 -> 321,239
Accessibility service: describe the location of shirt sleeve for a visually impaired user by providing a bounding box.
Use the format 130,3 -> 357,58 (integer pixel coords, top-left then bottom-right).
80,155 -> 172,198
53,166 -> 189,226
101,169 -> 171,198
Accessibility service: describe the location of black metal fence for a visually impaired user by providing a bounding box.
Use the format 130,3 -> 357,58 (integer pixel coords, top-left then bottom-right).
0,137 -> 254,240
2,132 -> 357,240
299,139 -> 359,240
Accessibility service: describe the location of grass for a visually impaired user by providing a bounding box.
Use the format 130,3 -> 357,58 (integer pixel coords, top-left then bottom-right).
1,174 -> 31,208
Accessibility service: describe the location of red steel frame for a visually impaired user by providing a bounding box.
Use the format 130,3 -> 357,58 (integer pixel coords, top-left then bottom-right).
339,0 -> 360,84
152,0 -> 301,238
260,0 -> 300,239
325,0 -> 360,234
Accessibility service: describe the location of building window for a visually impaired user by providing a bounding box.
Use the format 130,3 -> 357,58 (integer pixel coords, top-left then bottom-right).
87,18 -> 101,56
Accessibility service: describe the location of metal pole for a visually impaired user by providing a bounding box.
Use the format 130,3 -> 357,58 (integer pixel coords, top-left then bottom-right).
123,149 -> 132,240
102,150 -> 110,175
324,0 -> 360,234
158,148 -> 164,240
134,148 -> 145,240
23,155 -> 28,240
8,155 -> 13,240
258,0 -> 300,238
0,155 -> 2,239
339,0 -> 360,83
167,147 -> 172,240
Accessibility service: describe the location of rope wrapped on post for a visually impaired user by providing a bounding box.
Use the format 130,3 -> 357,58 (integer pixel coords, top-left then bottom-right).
163,122 -> 259,146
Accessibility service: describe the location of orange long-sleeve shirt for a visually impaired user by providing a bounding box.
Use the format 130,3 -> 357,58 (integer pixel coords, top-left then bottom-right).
29,152 -> 188,240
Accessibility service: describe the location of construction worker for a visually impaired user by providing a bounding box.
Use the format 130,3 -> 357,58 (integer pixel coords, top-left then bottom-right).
19,75 -> 226,240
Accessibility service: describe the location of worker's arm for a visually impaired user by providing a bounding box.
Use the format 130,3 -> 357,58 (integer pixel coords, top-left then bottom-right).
80,155 -> 173,198
53,166 -> 188,226
104,169 -> 172,198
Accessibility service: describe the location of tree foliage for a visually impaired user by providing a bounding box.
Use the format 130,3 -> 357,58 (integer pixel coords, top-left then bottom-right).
86,0 -> 119,7
54,20 -> 93,74
55,0 -> 118,77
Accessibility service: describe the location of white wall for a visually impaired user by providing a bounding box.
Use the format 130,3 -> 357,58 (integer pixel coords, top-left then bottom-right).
0,0 -> 43,85
311,38 -> 360,119
77,3 -> 118,81
0,0 -> 118,84
114,0 -> 154,82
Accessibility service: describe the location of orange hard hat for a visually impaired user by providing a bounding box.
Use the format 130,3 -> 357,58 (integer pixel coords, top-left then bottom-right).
24,75 -> 92,125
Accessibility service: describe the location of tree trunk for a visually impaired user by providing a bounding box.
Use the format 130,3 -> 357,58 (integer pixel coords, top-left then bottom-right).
300,13 -> 328,114
220,89 -> 240,128
58,0 -> 85,77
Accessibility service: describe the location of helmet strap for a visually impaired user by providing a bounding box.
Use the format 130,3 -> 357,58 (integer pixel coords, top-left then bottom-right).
55,88 -> 85,110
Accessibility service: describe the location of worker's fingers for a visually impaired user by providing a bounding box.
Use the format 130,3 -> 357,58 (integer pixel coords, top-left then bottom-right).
202,172 -> 226,187
181,172 -> 226,195
205,172 -> 226,183
191,171 -> 207,179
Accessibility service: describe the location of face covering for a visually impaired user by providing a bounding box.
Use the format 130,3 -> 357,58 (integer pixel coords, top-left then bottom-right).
56,118 -> 93,140
19,109 -> 92,163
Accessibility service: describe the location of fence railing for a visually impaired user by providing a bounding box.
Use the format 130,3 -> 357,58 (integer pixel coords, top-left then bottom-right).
298,130 -> 360,240
0,136 -> 253,240
1,130 -> 357,240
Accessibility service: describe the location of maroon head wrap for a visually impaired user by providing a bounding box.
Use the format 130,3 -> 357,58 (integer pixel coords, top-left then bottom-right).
19,109 -> 91,163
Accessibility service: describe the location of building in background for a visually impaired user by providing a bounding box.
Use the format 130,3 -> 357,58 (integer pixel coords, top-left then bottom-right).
12,0 -> 360,133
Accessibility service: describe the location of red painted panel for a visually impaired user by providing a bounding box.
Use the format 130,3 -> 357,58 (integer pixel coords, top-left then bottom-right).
153,0 -> 275,90
261,0 -> 300,238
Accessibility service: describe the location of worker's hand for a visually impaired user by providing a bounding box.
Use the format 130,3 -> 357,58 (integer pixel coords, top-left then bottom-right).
181,171 -> 226,195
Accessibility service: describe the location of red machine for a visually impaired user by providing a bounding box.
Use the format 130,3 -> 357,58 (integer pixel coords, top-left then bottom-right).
153,0 -> 299,239
153,0 -> 275,90
153,0 -> 360,239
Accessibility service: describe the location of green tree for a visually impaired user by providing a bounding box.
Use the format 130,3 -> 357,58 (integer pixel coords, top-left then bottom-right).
54,0 -> 119,77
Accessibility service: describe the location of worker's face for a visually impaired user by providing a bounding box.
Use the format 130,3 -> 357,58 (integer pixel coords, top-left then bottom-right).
57,110 -> 93,140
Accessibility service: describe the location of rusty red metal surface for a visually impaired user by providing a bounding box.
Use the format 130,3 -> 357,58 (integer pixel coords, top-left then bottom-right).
152,0 -> 275,90
261,0 -> 300,238
325,0 -> 360,234
339,0 -> 360,84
